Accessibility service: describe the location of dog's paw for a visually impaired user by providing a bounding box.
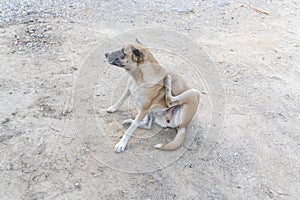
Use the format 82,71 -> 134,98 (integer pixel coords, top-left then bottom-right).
122,119 -> 134,126
154,143 -> 164,149
106,106 -> 117,113
115,140 -> 127,153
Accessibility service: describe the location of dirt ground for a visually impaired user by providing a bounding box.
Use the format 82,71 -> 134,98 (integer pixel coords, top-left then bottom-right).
0,0 -> 299,199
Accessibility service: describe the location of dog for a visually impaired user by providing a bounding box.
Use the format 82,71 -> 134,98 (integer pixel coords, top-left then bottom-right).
105,42 -> 200,152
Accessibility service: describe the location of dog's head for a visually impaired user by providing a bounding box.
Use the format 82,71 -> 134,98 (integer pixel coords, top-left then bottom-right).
105,43 -> 154,70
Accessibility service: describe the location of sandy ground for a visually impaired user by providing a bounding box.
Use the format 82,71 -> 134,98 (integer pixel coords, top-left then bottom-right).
0,0 -> 299,199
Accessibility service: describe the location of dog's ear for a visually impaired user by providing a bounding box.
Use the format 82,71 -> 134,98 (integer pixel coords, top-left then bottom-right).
135,38 -> 142,44
131,46 -> 144,59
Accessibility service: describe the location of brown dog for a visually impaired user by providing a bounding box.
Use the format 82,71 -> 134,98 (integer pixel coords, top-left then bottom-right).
105,43 -> 200,152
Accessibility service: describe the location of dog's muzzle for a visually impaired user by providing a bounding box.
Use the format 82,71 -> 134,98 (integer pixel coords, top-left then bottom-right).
105,50 -> 125,67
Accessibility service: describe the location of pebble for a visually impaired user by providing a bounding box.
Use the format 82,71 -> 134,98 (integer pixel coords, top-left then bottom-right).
218,1 -> 230,7
75,182 -> 81,189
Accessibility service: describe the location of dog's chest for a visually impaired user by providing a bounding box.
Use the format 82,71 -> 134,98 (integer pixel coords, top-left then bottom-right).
129,82 -> 164,109
129,83 -> 146,109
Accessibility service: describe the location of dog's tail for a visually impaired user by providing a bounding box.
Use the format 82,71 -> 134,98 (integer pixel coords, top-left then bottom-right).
154,128 -> 186,151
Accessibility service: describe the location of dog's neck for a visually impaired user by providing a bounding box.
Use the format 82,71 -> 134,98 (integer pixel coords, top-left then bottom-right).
125,67 -> 143,84
126,63 -> 166,86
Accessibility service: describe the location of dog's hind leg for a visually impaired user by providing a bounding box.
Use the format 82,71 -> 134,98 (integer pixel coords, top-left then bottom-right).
154,127 -> 186,150
155,75 -> 200,151
164,74 -> 200,107
122,113 -> 153,129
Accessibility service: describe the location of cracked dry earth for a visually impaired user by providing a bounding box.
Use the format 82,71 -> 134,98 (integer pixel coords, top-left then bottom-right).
0,0 -> 299,199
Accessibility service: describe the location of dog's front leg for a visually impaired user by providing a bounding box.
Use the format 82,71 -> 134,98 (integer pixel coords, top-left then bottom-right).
107,86 -> 130,113
115,108 -> 149,152
115,119 -> 140,152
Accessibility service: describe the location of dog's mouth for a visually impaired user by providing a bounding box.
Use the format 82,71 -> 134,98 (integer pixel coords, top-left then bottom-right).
105,50 -> 126,67
109,59 -> 124,67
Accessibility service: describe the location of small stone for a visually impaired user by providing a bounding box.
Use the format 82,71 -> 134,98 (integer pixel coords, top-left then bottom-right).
26,11 -> 33,15
75,182 -> 81,189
